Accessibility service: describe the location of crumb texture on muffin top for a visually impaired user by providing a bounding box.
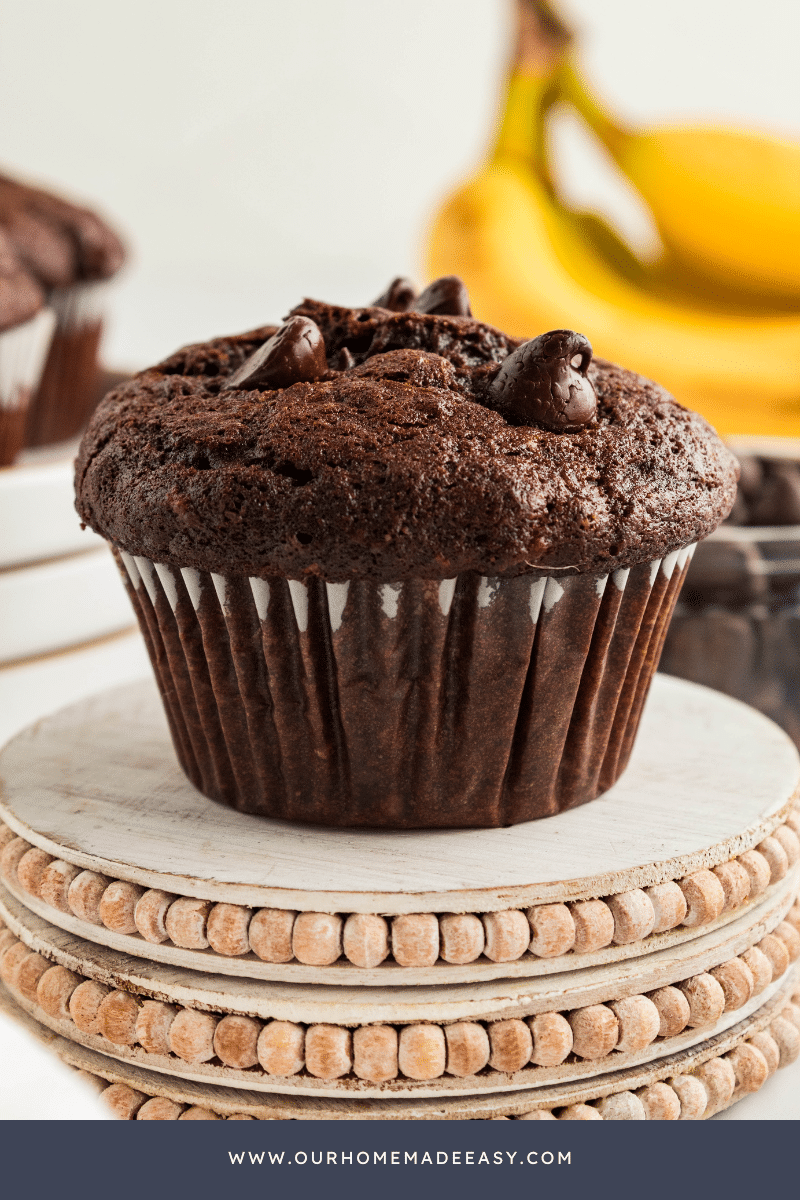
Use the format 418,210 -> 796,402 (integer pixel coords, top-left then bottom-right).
74,298 -> 738,582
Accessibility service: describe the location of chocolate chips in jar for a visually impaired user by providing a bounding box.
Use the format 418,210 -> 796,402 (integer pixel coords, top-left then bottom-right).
681,540 -> 767,608
660,608 -> 759,703
661,449 -> 800,749
724,456 -> 800,528
749,462 -> 800,526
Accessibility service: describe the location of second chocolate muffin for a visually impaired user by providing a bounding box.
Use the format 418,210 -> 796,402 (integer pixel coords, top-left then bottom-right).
0,169 -> 125,448
75,278 -> 738,827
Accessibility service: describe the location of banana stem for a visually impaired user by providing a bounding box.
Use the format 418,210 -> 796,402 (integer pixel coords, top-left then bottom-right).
557,56 -> 630,158
492,71 -> 558,172
491,1 -> 571,176
513,0 -> 572,73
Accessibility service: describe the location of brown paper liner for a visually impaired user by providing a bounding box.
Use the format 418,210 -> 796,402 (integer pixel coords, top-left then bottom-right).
113,545 -> 695,829
0,403 -> 29,468
25,283 -> 107,448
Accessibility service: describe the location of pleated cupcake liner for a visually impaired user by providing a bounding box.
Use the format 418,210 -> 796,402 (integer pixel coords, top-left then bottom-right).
113,543 -> 695,829
0,309 -> 57,467
25,281 -> 109,449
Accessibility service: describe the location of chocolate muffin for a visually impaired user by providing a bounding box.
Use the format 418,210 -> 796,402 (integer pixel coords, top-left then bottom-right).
75,277 -> 738,828
0,229 -> 54,466
0,170 -> 125,448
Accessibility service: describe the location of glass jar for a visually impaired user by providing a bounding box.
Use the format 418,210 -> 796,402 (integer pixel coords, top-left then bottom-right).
660,442 -> 800,748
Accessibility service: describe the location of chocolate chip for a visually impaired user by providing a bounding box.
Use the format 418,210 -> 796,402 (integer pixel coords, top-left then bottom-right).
372,277 -> 416,312
488,330 -> 597,431
412,276 -> 472,317
224,316 -> 327,391
331,346 -> 355,371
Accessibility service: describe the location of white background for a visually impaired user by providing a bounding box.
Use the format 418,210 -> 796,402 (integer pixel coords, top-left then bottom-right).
1,0 -> 798,369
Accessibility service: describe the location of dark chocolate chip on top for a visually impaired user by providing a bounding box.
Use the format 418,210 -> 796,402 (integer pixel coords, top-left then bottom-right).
371,277 -> 417,312
489,330 -> 597,431
412,276 -> 472,317
224,316 -> 328,391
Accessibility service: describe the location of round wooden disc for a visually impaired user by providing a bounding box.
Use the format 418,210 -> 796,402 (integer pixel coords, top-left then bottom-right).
0,675 -> 797,914
1,974 -> 795,1120
4,848 -> 793,986
2,874 -> 796,1098
3,872 -> 795,1026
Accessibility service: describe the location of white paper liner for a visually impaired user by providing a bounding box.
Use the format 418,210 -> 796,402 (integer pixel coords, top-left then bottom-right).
114,544 -> 696,828
0,309 -> 56,411
48,281 -> 108,331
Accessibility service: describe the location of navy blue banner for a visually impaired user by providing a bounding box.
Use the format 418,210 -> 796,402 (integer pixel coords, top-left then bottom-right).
0,1119 -> 795,1200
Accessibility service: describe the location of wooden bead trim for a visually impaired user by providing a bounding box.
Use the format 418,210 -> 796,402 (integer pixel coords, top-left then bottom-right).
2,813 -> 798,973
83,985 -> 800,1120
3,918 -> 797,1087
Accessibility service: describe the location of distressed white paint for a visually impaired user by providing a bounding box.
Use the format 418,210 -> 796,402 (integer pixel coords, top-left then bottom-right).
438,578 -> 457,616
180,568 -> 203,611
154,563 -> 178,613
0,675 -> 795,911
288,580 -> 309,632
248,578 -> 270,622
326,582 -> 350,633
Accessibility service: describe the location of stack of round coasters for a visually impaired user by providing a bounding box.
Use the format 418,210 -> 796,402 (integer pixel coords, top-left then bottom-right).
0,439 -> 134,665
1,673 -> 799,1120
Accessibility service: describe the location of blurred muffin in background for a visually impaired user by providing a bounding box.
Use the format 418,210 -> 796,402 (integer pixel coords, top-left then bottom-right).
0,229 -> 53,466
0,170 -> 126,450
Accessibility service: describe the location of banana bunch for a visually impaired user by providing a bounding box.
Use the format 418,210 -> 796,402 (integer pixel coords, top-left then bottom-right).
425,0 -> 800,436
558,62 -> 800,305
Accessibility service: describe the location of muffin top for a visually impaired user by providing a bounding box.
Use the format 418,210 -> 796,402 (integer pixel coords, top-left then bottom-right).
0,170 -> 125,290
0,228 -> 45,333
75,279 -> 738,582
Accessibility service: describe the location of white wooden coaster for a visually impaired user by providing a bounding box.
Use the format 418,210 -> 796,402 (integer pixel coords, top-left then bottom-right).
3,806 -> 798,985
0,675 -> 798,984
1,675 -> 795,912
0,442 -> 102,570
2,874 -> 796,1025
2,881 -> 797,1098
0,546 -> 134,664
2,974 -> 797,1120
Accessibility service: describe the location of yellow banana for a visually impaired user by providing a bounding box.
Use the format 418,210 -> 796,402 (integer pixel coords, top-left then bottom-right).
558,59 -> 800,305
425,68 -> 800,437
